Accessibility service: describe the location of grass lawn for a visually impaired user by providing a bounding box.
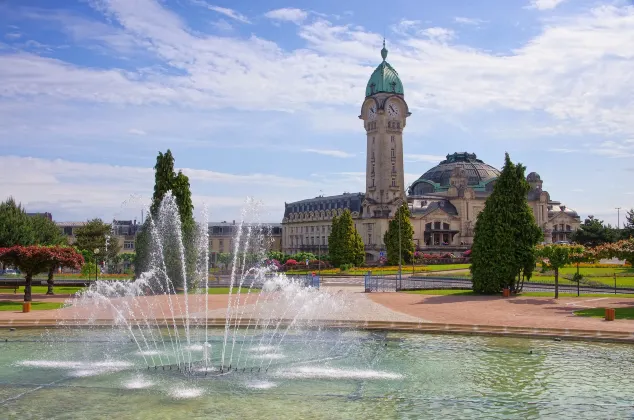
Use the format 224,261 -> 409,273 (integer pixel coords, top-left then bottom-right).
574,307 -> 634,320
423,264 -> 471,271
0,301 -> 66,311
558,267 -> 634,276
8,286 -> 86,296
402,289 -> 634,298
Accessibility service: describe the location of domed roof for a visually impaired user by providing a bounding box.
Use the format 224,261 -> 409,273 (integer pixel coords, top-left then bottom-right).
365,41 -> 404,97
409,152 -> 500,195
527,172 -> 541,182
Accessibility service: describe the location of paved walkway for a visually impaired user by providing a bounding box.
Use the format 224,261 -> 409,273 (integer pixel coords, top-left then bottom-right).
2,288 -> 634,337
368,293 -> 634,333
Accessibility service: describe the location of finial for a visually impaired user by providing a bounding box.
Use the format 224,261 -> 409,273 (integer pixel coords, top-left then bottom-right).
381,38 -> 388,61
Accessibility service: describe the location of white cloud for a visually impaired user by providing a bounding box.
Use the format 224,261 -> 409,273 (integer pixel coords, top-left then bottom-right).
421,27 -> 455,42
211,19 -> 233,32
454,17 -> 485,25
302,149 -> 355,158
404,154 -> 445,163
0,156 -> 323,221
528,0 -> 566,10
5,32 -> 22,39
264,8 -> 308,24
190,1 -> 251,23
128,128 -> 146,135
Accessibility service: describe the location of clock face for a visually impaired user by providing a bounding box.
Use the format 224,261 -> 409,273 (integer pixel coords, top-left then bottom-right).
368,104 -> 377,120
387,102 -> 400,117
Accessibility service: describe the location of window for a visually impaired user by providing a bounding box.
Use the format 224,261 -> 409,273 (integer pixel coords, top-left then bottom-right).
434,222 -> 441,230
443,223 -> 450,230
392,164 -> 396,173
311,226 -> 314,232
124,241 -> 134,250
367,234 -> 372,245
391,135 -> 394,143
391,148 -> 395,158
391,179 -> 396,187
63,226 -> 73,235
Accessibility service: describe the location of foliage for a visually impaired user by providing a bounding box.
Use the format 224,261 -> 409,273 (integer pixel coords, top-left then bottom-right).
592,238 -> 634,266
285,259 -> 298,266
620,209 -> 634,240
74,218 -> 121,266
81,261 -> 98,280
0,197 -> 34,248
470,153 -> 542,294
0,245 -> 84,301
328,209 -> 364,268
267,251 -> 285,262
383,203 -> 415,266
136,150 -> 197,290
30,214 -> 66,246
536,244 -> 584,298
570,216 -> 618,247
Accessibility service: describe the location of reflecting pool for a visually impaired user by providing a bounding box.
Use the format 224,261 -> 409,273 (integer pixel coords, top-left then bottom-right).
1,329 -> 633,419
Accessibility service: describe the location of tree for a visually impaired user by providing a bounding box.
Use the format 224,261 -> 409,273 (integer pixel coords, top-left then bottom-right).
327,210 -> 364,268
0,246 -> 83,302
621,209 -> 634,240
30,215 -> 67,294
570,216 -> 617,246
74,219 -> 121,267
536,244 -> 584,299
0,197 -> 34,248
136,150 -> 197,290
383,203 -> 415,266
594,237 -> 634,266
471,153 -> 542,294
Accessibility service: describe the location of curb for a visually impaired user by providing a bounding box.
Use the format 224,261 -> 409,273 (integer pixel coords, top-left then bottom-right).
2,319 -> 634,344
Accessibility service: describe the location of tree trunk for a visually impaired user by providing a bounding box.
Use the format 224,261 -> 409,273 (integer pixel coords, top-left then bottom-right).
46,266 -> 55,295
24,273 -> 32,302
554,267 -> 559,299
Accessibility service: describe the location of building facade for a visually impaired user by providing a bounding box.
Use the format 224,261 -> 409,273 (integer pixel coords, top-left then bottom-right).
282,43 -> 581,262
208,221 -> 283,266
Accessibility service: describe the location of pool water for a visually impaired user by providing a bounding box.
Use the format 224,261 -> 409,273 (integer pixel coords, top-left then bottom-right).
1,328 -> 633,419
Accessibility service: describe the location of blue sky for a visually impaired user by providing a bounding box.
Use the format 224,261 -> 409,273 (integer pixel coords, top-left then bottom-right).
1,0 -> 633,225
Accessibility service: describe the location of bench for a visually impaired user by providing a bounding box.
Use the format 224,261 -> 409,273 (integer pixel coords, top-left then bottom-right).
0,284 -> 19,294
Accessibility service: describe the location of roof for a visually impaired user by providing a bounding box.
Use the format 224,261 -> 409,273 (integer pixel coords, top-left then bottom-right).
284,192 -> 364,218
409,152 -> 500,195
365,41 -> 404,96
409,199 -> 458,217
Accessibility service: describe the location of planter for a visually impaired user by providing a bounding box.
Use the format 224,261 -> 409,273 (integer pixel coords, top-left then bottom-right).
23,302 -> 31,313
605,308 -> 615,321
502,288 -> 510,298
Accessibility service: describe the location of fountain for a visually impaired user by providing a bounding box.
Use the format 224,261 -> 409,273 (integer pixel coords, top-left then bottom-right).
2,194 -> 634,417
49,194 -> 386,378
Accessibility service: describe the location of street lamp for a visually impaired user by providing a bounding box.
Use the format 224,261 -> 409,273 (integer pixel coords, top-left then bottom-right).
616,207 -> 621,230
94,248 -> 100,281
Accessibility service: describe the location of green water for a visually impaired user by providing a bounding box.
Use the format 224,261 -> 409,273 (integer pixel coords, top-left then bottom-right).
1,328 -> 633,419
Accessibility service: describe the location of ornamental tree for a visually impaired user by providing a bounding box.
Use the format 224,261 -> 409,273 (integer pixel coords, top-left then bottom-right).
0,246 -> 84,302
328,210 -> 364,267
536,244 -> 584,299
593,238 -> 634,266
471,153 -> 542,294
383,203 -> 415,266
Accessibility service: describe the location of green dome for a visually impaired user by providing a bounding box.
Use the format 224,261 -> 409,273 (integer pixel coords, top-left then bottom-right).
365,42 -> 404,97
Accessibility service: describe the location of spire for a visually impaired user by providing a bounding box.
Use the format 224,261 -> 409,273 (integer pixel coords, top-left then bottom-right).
381,38 -> 388,61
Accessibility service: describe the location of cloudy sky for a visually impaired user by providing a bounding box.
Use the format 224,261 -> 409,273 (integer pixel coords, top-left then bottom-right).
1,0 -> 633,225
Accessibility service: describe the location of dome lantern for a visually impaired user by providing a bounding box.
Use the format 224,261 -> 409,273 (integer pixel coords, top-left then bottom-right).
365,40 -> 404,97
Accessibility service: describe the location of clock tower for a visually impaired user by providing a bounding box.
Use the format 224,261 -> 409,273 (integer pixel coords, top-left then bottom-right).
360,41 -> 410,219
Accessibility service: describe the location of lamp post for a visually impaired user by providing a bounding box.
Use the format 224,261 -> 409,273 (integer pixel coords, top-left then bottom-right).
94,248 -> 100,281
616,207 -> 621,230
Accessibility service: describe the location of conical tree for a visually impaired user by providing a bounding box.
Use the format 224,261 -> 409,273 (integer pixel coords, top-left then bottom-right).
471,153 -> 542,294
136,150 -> 197,290
328,214 -> 343,267
383,203 -> 415,266
328,210 -> 365,267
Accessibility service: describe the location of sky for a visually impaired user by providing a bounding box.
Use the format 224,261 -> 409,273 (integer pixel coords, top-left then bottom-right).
1,0 -> 633,226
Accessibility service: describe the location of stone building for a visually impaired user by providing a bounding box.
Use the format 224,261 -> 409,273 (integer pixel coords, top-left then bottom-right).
282,43 -> 580,262
209,221 -> 283,266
